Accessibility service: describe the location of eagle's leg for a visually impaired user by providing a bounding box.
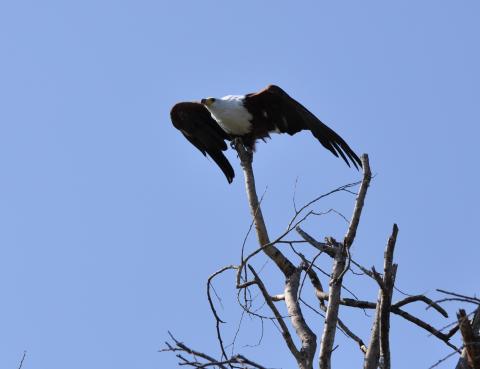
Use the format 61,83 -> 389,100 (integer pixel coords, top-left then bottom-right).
230,137 -> 242,150
232,137 -> 253,164
231,137 -> 254,153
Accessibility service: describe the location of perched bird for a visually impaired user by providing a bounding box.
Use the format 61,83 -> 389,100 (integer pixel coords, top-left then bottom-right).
171,85 -> 361,183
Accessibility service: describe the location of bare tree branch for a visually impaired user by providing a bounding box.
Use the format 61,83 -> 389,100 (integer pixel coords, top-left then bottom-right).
207,265 -> 238,361
284,266 -> 317,369
295,227 -> 336,258
164,148 -> 476,369
343,154 -> 372,250
161,331 -> 229,369
302,257 -> 368,354
428,349 -> 459,369
247,265 -> 302,365
457,308 -> 480,369
336,316 -> 369,354
364,294 -> 381,369
378,224 -> 399,369
437,290 -> 480,304
365,225 -> 406,369
235,141 -> 295,277
319,239 -> 347,369
394,295 -> 448,318
288,181 -> 362,231
229,354 -> 268,369
17,351 -> 26,369
436,290 -> 480,309
236,142 -> 320,369
390,307 -> 459,352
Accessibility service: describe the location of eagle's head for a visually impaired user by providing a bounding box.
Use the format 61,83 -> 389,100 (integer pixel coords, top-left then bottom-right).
200,97 -> 216,107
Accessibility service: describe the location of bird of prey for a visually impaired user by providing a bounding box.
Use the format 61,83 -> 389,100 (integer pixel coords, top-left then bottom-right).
171,84 -> 361,183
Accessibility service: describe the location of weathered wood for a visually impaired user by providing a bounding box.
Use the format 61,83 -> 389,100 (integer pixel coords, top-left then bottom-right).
379,225 -> 399,369
235,141 -> 296,277
237,142 -> 316,369
364,224 -> 398,369
284,267 -> 317,369
319,240 -> 347,369
457,309 -> 480,369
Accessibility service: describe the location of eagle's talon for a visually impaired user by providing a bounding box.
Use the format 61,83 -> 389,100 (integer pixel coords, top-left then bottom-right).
230,138 -> 241,150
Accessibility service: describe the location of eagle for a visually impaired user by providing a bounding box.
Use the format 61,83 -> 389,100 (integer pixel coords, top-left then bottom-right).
171,85 -> 361,183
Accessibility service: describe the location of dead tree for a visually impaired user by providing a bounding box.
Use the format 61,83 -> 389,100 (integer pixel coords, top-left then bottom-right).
162,147 -> 480,369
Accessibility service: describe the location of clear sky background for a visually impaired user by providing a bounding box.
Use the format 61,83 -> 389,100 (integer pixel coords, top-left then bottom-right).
1,1 -> 479,368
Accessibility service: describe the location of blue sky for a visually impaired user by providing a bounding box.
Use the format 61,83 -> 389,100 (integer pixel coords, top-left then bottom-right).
1,1 -> 479,368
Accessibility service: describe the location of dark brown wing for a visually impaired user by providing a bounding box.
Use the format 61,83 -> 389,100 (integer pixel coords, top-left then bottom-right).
171,102 -> 235,183
244,85 -> 362,169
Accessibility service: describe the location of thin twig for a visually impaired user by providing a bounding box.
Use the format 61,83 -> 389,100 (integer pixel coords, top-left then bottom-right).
161,331 -> 228,369
295,227 -> 336,258
428,349 -> 460,369
248,265 -> 301,363
437,290 -> 480,304
288,181 -> 362,230
162,332 -> 268,369
207,265 -> 238,361
394,295 -> 448,317
17,351 -> 27,369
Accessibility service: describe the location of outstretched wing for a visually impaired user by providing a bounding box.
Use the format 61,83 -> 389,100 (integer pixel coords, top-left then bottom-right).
171,102 -> 235,183
244,85 -> 362,169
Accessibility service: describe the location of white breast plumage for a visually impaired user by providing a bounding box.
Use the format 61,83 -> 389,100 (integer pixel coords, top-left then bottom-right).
206,95 -> 253,135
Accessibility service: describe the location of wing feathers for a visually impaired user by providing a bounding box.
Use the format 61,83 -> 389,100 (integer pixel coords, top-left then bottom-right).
246,85 -> 362,169
170,102 -> 234,183
208,150 -> 235,184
